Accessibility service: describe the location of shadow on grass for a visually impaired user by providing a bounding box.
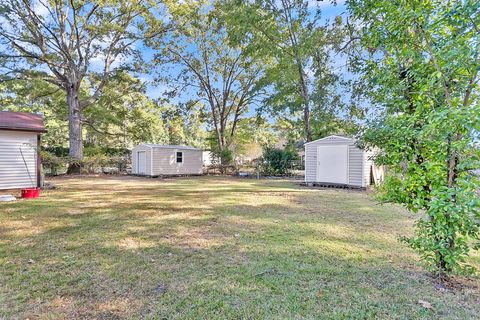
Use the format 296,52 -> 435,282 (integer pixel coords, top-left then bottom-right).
1,177 -> 479,319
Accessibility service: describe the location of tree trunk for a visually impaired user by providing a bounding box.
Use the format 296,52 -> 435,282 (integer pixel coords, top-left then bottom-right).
66,84 -> 83,174
304,103 -> 312,142
297,62 -> 312,142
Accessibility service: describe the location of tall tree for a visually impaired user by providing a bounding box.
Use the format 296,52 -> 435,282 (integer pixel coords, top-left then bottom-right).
223,0 -> 345,141
0,73 -> 171,148
349,0 -> 480,277
0,0 -> 154,171
148,2 -> 264,164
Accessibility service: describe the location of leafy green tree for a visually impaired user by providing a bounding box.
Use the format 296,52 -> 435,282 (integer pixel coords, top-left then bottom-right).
349,0 -> 480,277
82,71 -> 170,147
147,1 -> 264,165
161,101 -> 208,148
0,0 -> 155,171
230,117 -> 277,161
223,0 -> 346,141
0,73 -> 171,149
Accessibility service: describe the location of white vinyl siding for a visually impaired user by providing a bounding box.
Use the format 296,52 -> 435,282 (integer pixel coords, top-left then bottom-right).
151,148 -> 202,175
348,145 -> 364,187
305,135 -> 371,187
0,130 -> 38,190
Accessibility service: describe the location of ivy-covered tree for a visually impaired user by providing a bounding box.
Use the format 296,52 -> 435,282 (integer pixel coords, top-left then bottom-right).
348,0 -> 480,277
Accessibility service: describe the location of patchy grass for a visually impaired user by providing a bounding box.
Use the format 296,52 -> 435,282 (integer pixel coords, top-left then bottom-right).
0,176 -> 478,319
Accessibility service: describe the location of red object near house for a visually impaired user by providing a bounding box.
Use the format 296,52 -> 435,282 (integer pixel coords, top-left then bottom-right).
21,188 -> 41,199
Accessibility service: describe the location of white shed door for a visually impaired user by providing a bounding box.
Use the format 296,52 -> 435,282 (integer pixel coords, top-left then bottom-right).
137,151 -> 146,174
316,145 -> 348,184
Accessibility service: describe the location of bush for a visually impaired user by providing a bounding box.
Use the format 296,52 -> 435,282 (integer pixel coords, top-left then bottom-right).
41,147 -> 131,175
260,148 -> 299,176
41,150 -> 65,176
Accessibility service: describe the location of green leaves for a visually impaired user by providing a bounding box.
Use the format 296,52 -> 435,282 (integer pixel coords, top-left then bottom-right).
350,0 -> 480,276
221,0 -> 349,141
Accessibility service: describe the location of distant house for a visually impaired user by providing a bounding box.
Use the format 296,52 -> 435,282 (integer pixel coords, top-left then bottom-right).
131,144 -> 203,176
202,151 -> 215,167
0,111 -> 47,190
304,135 -> 382,188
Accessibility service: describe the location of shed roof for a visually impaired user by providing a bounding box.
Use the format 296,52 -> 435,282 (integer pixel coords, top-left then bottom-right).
0,111 -> 47,133
304,135 -> 353,145
140,144 -> 201,151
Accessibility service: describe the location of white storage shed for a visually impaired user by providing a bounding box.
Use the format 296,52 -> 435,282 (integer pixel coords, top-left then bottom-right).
304,135 -> 375,188
0,111 -> 46,190
131,144 -> 203,176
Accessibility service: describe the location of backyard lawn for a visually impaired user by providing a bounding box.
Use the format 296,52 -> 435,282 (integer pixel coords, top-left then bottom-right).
1,176 -> 479,319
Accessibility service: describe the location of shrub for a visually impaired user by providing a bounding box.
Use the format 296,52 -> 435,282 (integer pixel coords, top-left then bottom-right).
41,150 -> 65,176
41,147 -> 131,175
260,148 -> 299,176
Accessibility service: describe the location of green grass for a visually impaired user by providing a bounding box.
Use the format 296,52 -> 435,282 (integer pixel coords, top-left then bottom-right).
0,176 -> 479,319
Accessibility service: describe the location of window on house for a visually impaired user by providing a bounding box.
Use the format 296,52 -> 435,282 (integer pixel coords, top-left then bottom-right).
176,151 -> 183,163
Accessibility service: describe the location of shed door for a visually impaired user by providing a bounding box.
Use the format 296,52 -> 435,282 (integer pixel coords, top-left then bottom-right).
316,145 -> 348,184
137,151 -> 146,175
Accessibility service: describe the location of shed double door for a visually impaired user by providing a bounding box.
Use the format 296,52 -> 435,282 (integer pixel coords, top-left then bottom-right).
316,145 -> 348,184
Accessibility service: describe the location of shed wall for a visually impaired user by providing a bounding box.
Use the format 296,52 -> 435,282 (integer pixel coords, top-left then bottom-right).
0,130 -> 38,190
151,148 -> 203,175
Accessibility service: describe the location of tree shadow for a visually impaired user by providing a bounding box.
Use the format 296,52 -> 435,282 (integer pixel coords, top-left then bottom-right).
1,177 -> 479,319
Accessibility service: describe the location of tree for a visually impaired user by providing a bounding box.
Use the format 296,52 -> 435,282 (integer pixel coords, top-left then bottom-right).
223,0 -> 345,141
0,79 -> 69,146
229,116 -> 277,161
82,71 -> 170,147
148,2 -> 265,165
161,101 -> 208,148
348,0 -> 480,277
0,73 -> 170,149
0,0 -> 154,171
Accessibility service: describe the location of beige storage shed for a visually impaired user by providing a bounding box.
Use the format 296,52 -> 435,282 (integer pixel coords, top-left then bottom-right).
304,135 -> 377,188
131,144 -> 203,176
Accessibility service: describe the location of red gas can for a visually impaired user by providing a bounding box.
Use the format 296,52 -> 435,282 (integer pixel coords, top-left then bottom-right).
21,188 -> 40,199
